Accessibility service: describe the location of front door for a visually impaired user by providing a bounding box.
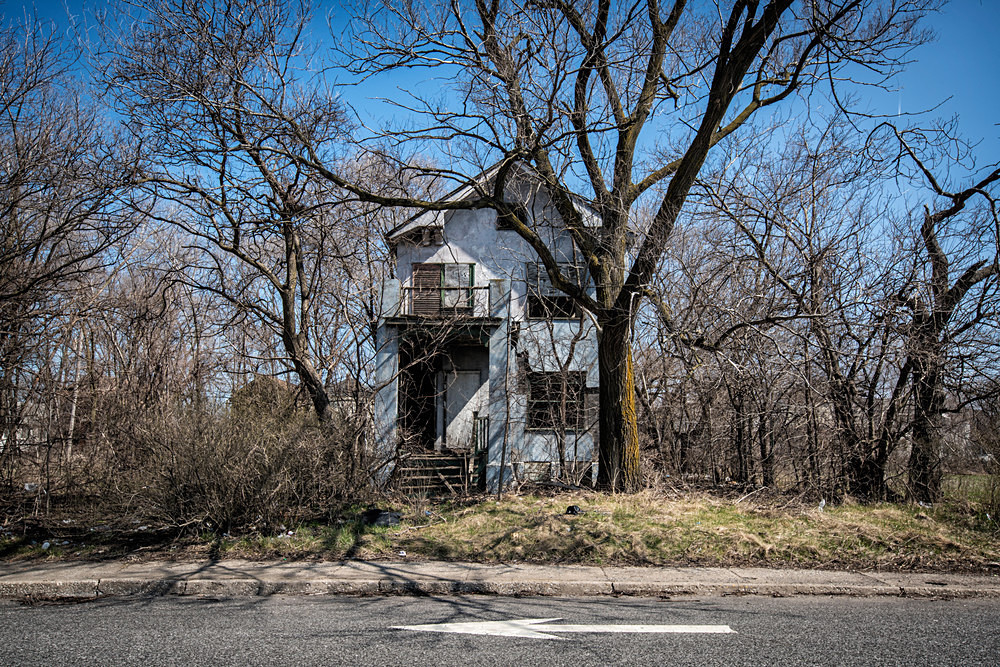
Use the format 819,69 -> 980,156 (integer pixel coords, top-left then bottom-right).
444,370 -> 485,450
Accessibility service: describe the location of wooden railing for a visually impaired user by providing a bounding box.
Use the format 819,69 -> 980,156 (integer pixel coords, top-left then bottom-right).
398,285 -> 491,317
471,411 -> 489,491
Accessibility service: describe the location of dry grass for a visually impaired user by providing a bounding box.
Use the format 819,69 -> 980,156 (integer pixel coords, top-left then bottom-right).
4,489 -> 999,571
376,491 -> 999,571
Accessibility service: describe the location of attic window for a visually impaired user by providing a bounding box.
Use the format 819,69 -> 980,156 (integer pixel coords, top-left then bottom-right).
497,203 -> 529,230
397,226 -> 443,247
420,227 -> 443,246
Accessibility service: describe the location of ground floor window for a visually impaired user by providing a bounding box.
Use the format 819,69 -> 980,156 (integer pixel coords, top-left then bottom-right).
526,370 -> 587,430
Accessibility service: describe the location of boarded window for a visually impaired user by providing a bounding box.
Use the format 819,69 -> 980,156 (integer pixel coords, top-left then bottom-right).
526,263 -> 581,318
411,263 -> 442,315
526,370 -> 586,430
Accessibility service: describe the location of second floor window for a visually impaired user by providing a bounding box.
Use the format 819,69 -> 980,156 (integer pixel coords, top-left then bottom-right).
526,263 -> 581,318
411,263 -> 474,315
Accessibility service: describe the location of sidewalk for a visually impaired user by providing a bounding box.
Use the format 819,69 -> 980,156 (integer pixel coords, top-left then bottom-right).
1,560 -> 998,600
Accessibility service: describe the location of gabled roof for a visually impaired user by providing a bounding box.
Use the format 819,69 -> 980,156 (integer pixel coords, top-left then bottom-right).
386,161 -> 600,244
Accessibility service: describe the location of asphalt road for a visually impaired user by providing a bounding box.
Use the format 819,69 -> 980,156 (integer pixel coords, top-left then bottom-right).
3,594 -> 998,666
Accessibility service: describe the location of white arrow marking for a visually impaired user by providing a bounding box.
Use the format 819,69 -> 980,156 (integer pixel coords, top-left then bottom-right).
393,617 -> 736,640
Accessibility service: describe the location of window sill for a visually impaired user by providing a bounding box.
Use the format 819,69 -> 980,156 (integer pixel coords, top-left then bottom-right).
524,427 -> 584,433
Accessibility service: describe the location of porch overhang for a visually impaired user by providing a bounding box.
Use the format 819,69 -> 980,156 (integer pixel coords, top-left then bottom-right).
386,316 -> 503,347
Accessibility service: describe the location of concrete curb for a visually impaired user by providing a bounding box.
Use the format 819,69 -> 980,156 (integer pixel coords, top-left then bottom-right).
1,561 -> 997,601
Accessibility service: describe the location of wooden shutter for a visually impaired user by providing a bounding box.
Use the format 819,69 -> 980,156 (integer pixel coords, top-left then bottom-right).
411,264 -> 441,315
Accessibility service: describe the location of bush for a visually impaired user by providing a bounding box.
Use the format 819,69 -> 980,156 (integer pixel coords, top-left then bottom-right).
110,386 -> 349,532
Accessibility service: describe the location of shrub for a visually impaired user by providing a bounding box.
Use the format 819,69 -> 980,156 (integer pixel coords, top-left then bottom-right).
109,388 -> 348,532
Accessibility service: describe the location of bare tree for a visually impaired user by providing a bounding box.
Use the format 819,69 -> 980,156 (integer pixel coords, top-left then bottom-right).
882,126 -> 1000,501
688,112 -> 913,499
289,0 -> 934,490
686,110 -> 1000,502
101,0 -> 394,428
0,15 -> 138,485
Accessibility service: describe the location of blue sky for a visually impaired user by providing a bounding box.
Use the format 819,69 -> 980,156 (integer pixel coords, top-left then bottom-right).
7,0 -> 999,164
879,0 -> 1000,163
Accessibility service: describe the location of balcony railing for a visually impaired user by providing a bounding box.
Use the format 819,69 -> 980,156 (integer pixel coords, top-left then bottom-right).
398,285 -> 492,318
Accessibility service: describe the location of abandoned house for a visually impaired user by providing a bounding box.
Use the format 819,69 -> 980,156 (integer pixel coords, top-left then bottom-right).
374,163 -> 599,492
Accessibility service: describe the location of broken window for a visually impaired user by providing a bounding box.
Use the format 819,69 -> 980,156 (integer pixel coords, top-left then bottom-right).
398,226 -> 443,246
526,370 -> 586,430
441,263 -> 473,309
411,263 -> 474,315
526,263 -> 581,318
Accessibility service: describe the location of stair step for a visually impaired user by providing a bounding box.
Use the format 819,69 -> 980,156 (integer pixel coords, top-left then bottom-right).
396,453 -> 473,497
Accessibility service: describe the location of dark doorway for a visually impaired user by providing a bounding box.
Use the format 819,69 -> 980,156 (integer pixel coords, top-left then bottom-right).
398,342 -> 440,450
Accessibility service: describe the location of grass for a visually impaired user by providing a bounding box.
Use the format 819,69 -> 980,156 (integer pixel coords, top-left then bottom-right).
2,485 -> 999,571
382,491 -> 1000,571
943,473 -> 996,505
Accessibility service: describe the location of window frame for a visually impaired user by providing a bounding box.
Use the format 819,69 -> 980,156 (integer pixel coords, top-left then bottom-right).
410,262 -> 475,315
525,370 -> 587,431
525,262 -> 581,319
441,263 -> 474,311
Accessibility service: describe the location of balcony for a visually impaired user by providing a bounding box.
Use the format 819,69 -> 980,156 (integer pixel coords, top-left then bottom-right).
398,284 -> 493,318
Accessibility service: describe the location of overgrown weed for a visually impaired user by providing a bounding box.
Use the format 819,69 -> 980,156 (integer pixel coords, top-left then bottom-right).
2,488 -> 998,571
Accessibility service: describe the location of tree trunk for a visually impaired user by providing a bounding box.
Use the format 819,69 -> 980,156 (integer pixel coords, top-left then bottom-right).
287,348 -> 331,425
596,313 -> 640,491
836,389 -> 888,501
280,308 -> 331,424
908,360 -> 943,502
758,411 -> 774,488
845,452 -> 888,502
732,390 -> 749,485
818,344 -> 887,501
